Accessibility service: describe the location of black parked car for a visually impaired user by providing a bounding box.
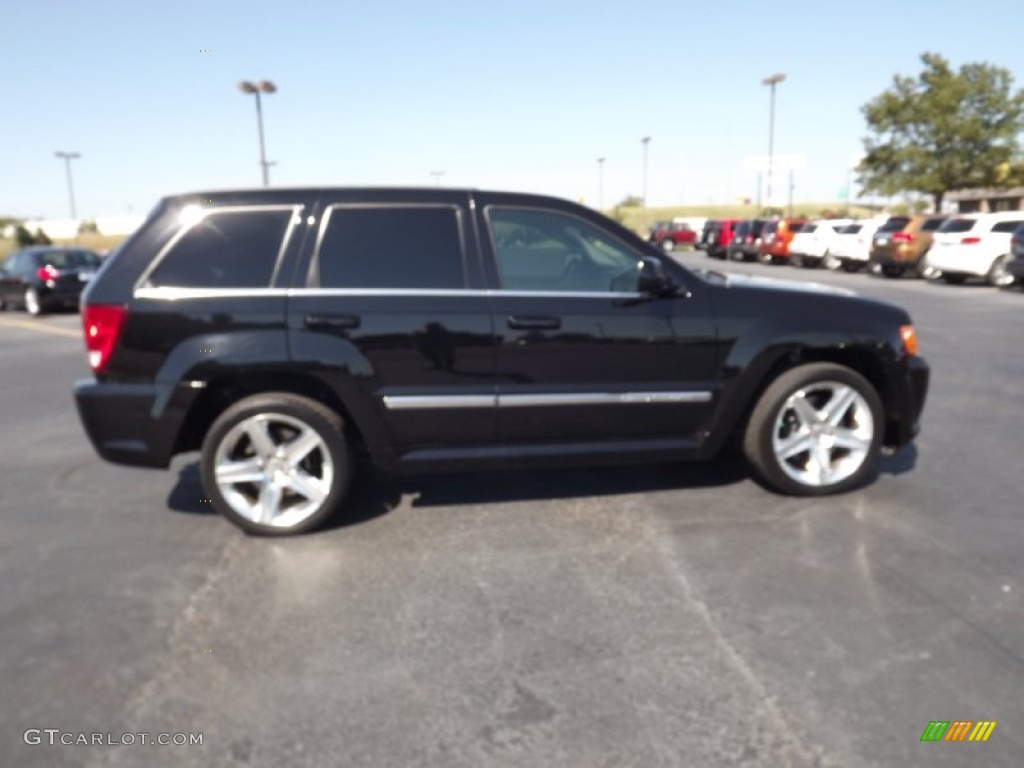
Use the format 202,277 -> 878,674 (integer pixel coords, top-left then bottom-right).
74,188 -> 929,535
1007,222 -> 1024,287
0,247 -> 102,315
726,218 -> 771,261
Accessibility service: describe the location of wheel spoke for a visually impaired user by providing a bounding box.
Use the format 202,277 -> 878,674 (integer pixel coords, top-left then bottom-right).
215,456 -> 266,486
833,429 -> 870,453
244,419 -> 277,457
778,430 -> 815,460
823,386 -> 857,426
790,393 -> 821,427
285,469 -> 328,504
812,442 -> 833,485
284,428 -> 321,468
257,480 -> 283,524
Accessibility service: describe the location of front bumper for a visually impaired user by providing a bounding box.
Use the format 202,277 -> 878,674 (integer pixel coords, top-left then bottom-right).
884,355 -> 929,448
74,379 -> 194,468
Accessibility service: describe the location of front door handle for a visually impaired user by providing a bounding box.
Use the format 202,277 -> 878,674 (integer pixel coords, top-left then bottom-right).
304,313 -> 361,330
507,315 -> 561,331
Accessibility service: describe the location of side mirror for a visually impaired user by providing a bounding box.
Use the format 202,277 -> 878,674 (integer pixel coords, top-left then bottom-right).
636,257 -> 673,295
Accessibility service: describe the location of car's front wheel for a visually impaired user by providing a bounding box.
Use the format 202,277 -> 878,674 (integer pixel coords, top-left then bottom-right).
881,264 -> 905,278
200,393 -> 352,535
743,363 -> 883,496
661,239 -> 675,252
987,255 -> 1013,287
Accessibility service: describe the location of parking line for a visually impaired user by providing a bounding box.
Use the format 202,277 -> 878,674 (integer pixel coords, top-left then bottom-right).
0,318 -> 81,339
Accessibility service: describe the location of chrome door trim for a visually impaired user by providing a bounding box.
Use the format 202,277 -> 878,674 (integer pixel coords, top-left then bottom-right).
132,287 -> 645,300
380,391 -> 712,410
382,394 -> 498,410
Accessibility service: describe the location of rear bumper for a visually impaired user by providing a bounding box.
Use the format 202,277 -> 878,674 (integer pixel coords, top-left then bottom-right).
884,355 -> 929,448
74,379 -> 191,468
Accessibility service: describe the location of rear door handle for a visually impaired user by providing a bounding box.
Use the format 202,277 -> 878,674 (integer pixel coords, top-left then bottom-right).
507,315 -> 561,330
304,313 -> 361,330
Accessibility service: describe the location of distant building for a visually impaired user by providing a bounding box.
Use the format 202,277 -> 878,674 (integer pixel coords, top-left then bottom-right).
947,187 -> 1024,213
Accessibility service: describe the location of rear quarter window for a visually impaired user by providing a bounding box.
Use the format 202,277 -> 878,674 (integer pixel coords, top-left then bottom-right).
145,208 -> 294,288
920,218 -> 946,232
992,220 -> 1024,233
316,206 -> 465,289
799,224 -> 817,233
877,217 -> 911,233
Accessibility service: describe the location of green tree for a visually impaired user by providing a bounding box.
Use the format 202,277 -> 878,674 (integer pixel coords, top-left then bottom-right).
858,52 -> 1024,211
15,225 -> 35,247
33,228 -> 52,245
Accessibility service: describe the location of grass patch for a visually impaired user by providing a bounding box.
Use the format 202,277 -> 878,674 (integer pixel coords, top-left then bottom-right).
0,233 -> 126,261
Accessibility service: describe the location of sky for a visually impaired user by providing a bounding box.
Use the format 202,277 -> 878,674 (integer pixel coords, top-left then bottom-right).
3,0 -> 1022,219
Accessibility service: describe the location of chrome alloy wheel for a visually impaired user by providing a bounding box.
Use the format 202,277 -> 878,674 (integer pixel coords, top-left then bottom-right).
771,381 -> 874,488
213,413 -> 334,528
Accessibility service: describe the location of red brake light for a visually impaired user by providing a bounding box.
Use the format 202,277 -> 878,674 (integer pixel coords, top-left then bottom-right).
960,236 -> 981,245
36,265 -> 59,281
82,305 -> 127,374
891,232 -> 914,243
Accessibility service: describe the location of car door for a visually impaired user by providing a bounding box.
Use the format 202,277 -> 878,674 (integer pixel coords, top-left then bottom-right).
0,253 -> 20,303
286,192 -> 497,456
476,197 -> 719,445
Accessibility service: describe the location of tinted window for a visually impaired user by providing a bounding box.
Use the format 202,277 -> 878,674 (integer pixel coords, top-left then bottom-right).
317,206 -> 464,289
762,221 -> 778,235
877,217 -> 911,233
840,224 -> 862,234
148,208 -> 292,288
799,224 -> 817,233
938,218 -> 976,234
992,220 -> 1024,233
488,208 -> 640,293
920,217 -> 946,232
33,250 -> 101,268
750,220 -> 768,235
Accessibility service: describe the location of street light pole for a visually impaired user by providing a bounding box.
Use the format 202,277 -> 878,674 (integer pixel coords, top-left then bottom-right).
641,136 -> 651,206
238,80 -> 277,186
597,157 -> 606,210
761,73 -> 786,211
54,151 -> 80,220
429,171 -> 445,187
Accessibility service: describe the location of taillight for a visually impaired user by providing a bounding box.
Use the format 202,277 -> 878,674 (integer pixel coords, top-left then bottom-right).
36,265 -> 59,281
892,232 -> 914,244
900,325 -> 919,356
960,236 -> 981,245
82,305 -> 127,374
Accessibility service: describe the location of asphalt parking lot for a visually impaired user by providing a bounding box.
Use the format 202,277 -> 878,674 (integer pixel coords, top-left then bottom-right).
1,254 -> 1022,767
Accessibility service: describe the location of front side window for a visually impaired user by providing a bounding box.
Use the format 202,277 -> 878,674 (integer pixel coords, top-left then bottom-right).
921,218 -> 946,232
992,220 -> 1024,233
938,218 -> 976,234
147,208 -> 293,288
316,206 -> 464,289
800,224 -> 817,233
488,208 -> 641,293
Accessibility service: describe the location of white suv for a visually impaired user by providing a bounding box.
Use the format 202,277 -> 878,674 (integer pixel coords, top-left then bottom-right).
789,219 -> 856,268
924,212 -> 1024,286
826,219 -> 886,272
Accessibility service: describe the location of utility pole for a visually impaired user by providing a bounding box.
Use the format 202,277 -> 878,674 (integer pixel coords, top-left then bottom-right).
54,151 -> 81,220
641,136 -> 651,205
762,73 -> 787,211
597,157 -> 606,210
238,80 -> 277,186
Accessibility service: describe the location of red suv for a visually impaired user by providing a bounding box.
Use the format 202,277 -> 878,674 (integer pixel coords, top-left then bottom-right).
648,221 -> 697,252
700,219 -> 740,259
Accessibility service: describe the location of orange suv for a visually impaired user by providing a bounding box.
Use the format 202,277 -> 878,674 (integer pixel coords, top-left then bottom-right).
757,218 -> 808,264
869,214 -> 947,277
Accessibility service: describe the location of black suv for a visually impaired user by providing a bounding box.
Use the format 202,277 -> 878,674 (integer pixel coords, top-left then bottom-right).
74,188 -> 929,535
726,218 -> 770,261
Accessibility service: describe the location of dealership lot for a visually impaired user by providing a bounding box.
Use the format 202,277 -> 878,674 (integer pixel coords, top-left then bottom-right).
1,257 -> 1022,767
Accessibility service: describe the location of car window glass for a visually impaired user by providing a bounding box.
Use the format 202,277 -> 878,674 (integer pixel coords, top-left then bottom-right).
877,217 -> 911,233
800,224 -> 817,233
938,218 -> 976,233
488,208 -> 640,293
920,218 -> 946,232
317,206 -> 464,289
992,220 -> 1024,233
762,222 -> 778,235
36,250 -> 101,268
147,209 -> 292,288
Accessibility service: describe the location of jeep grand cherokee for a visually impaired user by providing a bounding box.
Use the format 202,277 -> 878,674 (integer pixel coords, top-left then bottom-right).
74,188 -> 929,535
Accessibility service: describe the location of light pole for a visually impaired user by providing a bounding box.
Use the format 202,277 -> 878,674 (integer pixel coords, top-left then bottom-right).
641,136 -> 651,205
597,157 -> 606,210
54,151 -> 80,220
238,80 -> 277,186
761,73 -> 786,211
429,170 -> 445,187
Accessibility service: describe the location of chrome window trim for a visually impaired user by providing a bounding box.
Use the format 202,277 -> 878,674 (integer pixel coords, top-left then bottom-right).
382,394 -> 497,410
134,204 -> 304,292
132,287 -> 643,300
380,391 -> 712,410
311,202 -> 468,289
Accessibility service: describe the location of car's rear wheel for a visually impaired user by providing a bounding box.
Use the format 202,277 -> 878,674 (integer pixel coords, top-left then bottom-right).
842,262 -> 862,273
24,287 -> 44,316
743,363 -> 883,496
661,239 -> 675,252
200,393 -> 352,535
823,252 -> 841,271
758,251 -> 774,265
987,255 -> 1013,287
881,264 -> 905,278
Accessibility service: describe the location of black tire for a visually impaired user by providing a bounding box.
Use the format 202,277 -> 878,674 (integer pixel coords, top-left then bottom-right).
987,254 -> 1013,287
758,251 -> 774,265
742,363 -> 883,496
941,274 -> 967,285
842,262 -> 862,273
881,264 -> 905,278
661,240 -> 675,253
200,392 -> 353,536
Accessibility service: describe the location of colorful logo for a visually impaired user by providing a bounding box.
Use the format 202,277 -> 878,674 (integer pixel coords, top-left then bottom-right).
920,721 -> 997,742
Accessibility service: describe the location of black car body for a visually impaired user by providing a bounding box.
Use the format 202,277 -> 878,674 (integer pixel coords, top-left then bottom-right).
726,218 -> 770,261
0,247 -> 102,314
74,188 -> 929,535
1007,223 -> 1024,284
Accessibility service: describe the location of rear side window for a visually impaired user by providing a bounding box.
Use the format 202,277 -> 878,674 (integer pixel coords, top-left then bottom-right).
799,224 -> 817,233
317,206 -> 464,289
147,208 -> 293,288
841,224 -> 863,234
938,218 -> 976,234
992,220 -> 1024,233
877,217 -> 911,233
920,218 -> 946,232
